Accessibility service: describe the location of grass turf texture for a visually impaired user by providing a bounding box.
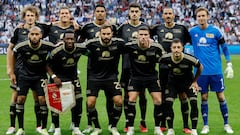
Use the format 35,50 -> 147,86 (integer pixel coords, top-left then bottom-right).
0,55 -> 239,135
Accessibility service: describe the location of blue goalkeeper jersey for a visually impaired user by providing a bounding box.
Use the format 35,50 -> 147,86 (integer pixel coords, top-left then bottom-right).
189,25 -> 226,75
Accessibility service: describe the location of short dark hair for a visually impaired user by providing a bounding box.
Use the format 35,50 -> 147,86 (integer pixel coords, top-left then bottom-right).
129,2 -> 141,10
138,26 -> 150,33
95,4 -> 106,11
172,38 -> 183,46
63,29 -> 74,38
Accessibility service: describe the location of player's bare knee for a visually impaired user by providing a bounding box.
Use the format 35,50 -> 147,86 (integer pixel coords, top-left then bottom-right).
201,93 -> 208,100
17,96 -> 26,104
32,91 -> 39,101
179,92 -> 187,100
113,96 -> 122,106
38,96 -> 46,105
152,96 -> 162,104
87,98 -> 96,109
216,92 -> 225,101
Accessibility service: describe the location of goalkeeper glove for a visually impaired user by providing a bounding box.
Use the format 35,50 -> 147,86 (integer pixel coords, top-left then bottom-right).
224,62 -> 234,79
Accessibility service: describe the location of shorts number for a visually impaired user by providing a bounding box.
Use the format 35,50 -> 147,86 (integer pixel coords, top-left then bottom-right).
40,79 -> 47,88
114,82 -> 121,90
74,79 -> 81,88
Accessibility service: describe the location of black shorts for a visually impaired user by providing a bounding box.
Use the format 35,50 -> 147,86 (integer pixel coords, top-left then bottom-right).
128,79 -> 161,93
17,78 -> 47,96
166,81 -> 197,98
71,78 -> 81,92
86,80 -> 122,97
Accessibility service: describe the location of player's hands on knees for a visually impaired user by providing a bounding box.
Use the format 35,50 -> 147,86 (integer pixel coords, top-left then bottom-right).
189,82 -> 199,95
224,62 -> 234,79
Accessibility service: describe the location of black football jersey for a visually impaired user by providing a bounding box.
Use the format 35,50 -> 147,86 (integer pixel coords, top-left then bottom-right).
160,53 -> 200,83
10,22 -> 49,45
13,40 -> 55,80
125,40 -> 165,80
48,24 -> 75,44
117,22 -> 149,43
79,22 -> 117,42
49,43 -> 87,81
10,22 -> 50,71
85,37 -> 125,80
151,23 -> 191,53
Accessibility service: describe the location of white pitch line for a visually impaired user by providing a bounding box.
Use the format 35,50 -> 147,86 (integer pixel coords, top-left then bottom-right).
0,78 -> 10,80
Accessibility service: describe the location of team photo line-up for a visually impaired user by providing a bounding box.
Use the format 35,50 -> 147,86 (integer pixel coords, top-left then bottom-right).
5,2 -> 234,135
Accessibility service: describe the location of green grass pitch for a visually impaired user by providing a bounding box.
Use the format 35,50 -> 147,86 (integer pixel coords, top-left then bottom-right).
0,55 -> 239,135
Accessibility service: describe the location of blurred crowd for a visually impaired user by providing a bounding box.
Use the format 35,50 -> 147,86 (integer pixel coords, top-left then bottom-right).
0,0 -> 239,44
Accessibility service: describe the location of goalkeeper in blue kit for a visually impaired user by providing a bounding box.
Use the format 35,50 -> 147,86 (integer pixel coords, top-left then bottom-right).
189,7 -> 234,134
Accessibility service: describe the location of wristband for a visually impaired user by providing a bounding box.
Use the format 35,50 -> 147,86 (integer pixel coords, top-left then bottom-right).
227,62 -> 232,67
51,74 -> 57,79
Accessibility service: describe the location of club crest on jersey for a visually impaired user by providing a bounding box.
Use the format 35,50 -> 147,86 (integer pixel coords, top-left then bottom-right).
173,68 -> 183,75
132,32 -> 138,39
66,58 -> 74,65
138,55 -> 146,61
31,54 -> 39,60
206,33 -> 214,38
102,51 -> 110,57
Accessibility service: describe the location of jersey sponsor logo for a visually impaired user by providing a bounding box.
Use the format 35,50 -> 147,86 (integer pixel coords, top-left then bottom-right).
127,28 -> 131,32
96,47 -> 100,51
136,55 -> 149,63
165,32 -> 173,39
131,32 -> 138,39
198,37 -> 209,46
31,54 -> 40,61
138,55 -> 146,61
99,51 -> 114,60
102,51 -> 110,57
173,68 -> 184,75
64,58 -> 75,67
54,30 -> 58,33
